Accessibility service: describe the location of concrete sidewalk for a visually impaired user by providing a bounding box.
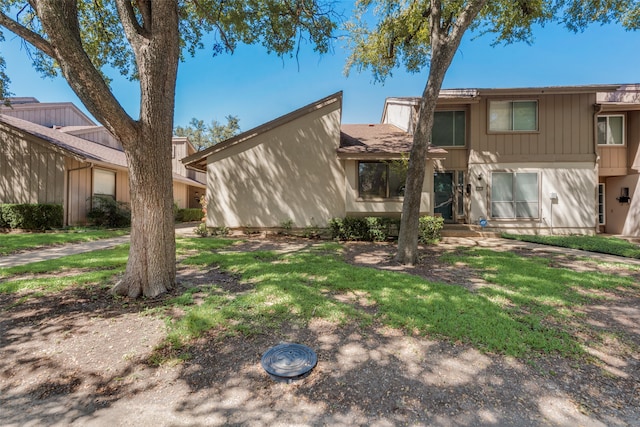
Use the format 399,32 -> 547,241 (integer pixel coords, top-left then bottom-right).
2,228 -> 639,269
0,223 -> 198,268
439,236 -> 640,266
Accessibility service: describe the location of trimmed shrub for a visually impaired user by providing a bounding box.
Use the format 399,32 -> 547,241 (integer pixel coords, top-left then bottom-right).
86,196 -> 131,227
418,215 -> 444,244
0,203 -> 63,230
0,205 -> 8,228
176,208 -> 204,222
329,216 -> 399,242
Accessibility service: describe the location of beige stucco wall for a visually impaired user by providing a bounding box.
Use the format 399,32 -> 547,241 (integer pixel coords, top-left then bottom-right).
603,174 -> 640,236
205,100 -> 345,228
468,162 -> 597,234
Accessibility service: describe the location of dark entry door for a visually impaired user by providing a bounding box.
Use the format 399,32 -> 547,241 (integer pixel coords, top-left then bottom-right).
434,172 -> 454,221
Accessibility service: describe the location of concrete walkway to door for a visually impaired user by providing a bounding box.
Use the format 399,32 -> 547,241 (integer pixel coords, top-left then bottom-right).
0,223 -> 198,269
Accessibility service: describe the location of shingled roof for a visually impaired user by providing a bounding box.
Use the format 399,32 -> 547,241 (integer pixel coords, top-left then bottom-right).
0,113 -> 127,168
338,124 -> 447,158
0,114 -> 205,188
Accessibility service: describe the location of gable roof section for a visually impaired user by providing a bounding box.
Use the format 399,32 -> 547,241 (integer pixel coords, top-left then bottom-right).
182,91 -> 343,171
0,114 -> 206,188
1,99 -> 97,127
0,114 -> 127,168
338,124 -> 446,159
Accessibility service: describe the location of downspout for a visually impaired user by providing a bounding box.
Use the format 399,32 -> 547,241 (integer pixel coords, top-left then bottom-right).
593,104 -> 604,234
66,162 -> 93,226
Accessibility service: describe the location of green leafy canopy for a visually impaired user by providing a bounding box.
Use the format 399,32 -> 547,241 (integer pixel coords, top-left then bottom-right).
0,0 -> 339,95
174,115 -> 241,151
345,0 -> 640,82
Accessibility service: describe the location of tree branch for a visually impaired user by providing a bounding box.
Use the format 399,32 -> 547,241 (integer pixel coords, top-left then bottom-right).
0,11 -> 55,57
136,0 -> 152,33
114,0 -> 146,44
30,1 -> 137,137
449,0 -> 487,43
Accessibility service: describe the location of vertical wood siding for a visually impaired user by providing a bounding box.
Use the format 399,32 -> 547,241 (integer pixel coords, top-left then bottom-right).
0,128 -> 65,204
1,105 -> 94,128
67,129 -> 122,149
435,148 -> 468,170
172,141 -> 190,177
65,158 -> 92,225
599,146 -> 627,175
173,182 -> 188,209
470,93 -> 596,162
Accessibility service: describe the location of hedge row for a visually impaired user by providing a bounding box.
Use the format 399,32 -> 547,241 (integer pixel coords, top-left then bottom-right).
328,215 -> 444,243
175,208 -> 204,222
0,203 -> 63,230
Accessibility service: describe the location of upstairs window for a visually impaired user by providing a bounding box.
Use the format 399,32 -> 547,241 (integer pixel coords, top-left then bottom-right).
597,115 -> 624,145
432,111 -> 466,146
489,100 -> 538,132
358,161 -> 405,199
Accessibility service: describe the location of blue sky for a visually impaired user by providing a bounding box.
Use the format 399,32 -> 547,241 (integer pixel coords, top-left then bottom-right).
1,5 -> 640,131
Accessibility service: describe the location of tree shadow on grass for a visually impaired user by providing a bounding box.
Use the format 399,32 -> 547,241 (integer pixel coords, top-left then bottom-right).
1,243 -> 638,426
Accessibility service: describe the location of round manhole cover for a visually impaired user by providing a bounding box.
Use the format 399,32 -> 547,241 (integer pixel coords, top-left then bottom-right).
261,343 -> 317,382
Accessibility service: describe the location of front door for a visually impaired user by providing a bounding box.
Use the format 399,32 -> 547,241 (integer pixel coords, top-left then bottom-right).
434,172 -> 454,221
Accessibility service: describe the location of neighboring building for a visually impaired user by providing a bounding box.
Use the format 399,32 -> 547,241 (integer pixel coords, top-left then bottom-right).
0,98 -> 205,226
186,84 -> 640,237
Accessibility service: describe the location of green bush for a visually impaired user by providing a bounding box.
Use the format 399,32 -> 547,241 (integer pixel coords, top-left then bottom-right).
329,216 -> 399,242
193,222 -> 209,237
418,215 -> 444,244
0,203 -> 63,230
176,208 -> 203,222
0,205 -> 8,228
86,196 -> 131,227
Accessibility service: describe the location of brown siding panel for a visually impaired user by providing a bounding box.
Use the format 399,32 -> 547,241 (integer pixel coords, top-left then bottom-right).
475,93 -> 596,162
0,128 -> 65,205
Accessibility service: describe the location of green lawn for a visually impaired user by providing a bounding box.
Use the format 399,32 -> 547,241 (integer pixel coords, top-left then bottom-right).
0,228 -> 129,256
502,233 -> 640,259
1,237 -> 637,362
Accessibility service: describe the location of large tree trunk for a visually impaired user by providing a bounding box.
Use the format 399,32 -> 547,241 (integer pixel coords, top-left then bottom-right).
394,50 -> 450,265
112,125 -> 177,298
112,2 -> 180,298
31,1 -> 180,297
395,0 -> 486,265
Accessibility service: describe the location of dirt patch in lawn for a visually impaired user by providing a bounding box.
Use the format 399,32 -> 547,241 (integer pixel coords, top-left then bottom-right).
1,237 -> 639,426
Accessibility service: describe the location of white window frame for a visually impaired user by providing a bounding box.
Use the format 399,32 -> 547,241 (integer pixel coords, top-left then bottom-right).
488,100 -> 538,132
597,114 -> 625,146
93,168 -> 116,199
598,183 -> 606,225
490,171 -> 540,219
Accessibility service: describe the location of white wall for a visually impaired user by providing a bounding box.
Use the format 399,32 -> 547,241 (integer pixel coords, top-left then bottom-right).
468,162 -> 597,234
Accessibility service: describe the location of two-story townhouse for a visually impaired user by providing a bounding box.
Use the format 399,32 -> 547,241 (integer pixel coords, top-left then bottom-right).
182,85 -> 640,237
0,97 -> 206,225
382,84 -> 640,236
